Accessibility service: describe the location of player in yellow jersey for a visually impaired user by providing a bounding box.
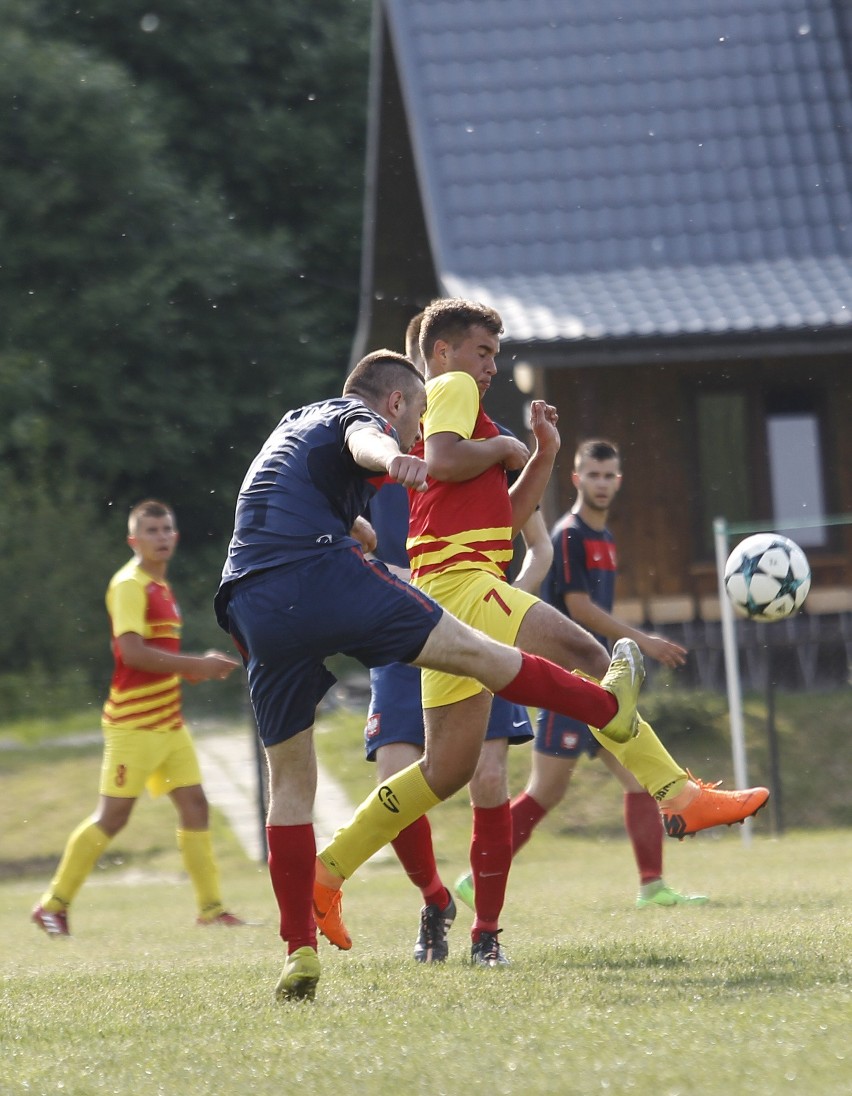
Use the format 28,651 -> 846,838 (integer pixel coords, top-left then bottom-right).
32,499 -> 244,937
362,312 -> 552,967
313,300 -> 768,963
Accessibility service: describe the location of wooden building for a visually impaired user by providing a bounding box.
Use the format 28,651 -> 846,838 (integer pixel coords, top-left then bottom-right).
352,0 -> 852,681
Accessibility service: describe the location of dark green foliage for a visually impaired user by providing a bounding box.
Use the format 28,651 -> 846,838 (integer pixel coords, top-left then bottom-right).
639,685 -> 729,745
0,2 -> 371,697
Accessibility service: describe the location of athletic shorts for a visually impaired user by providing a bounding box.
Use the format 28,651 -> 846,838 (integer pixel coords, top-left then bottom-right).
364,660 -> 533,760
534,709 -> 602,760
99,724 -> 203,799
414,568 -> 539,708
225,549 -> 443,747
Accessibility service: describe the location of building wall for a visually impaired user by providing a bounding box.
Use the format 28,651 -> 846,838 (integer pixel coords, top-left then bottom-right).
543,354 -> 852,603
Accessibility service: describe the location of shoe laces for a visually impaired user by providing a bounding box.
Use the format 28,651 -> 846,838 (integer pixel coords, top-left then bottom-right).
419,903 -> 449,947
474,929 -> 504,962
685,769 -> 723,792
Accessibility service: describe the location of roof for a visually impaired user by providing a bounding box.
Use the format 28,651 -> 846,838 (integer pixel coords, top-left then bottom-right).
382,0 -> 852,347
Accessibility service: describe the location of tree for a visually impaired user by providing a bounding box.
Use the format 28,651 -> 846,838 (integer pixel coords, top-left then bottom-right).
31,0 -> 371,385
0,4 -> 372,702
0,7 -> 370,538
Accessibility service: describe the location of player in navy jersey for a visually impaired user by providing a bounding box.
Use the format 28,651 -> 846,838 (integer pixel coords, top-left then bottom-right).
509,439 -> 710,908
216,349 -> 653,1001
361,313 -> 547,966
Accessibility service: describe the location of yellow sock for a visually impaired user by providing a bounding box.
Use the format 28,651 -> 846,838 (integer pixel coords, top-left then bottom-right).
590,716 -> 689,801
318,762 -> 440,880
177,829 -> 224,920
41,819 -> 110,911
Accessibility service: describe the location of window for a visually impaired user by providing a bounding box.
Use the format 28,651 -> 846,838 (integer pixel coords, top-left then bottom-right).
696,385 -> 829,556
766,412 -> 827,548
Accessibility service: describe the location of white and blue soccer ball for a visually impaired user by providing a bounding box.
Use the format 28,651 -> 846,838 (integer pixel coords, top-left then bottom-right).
724,534 -> 811,622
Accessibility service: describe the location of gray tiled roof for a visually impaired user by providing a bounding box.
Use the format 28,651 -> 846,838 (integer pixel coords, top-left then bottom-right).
384,0 -> 852,345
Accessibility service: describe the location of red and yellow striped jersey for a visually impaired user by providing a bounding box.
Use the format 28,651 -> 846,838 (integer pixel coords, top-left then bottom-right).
407,371 -> 513,581
101,559 -> 184,732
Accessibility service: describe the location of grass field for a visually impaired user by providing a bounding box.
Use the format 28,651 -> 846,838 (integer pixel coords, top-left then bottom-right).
2,690 -> 852,1095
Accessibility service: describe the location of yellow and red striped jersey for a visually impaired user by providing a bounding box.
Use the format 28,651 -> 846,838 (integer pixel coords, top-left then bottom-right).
101,559 -> 184,732
407,371 -> 513,582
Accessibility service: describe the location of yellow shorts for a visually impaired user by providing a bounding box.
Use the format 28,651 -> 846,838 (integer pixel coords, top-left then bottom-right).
99,724 -> 203,799
415,568 -> 539,708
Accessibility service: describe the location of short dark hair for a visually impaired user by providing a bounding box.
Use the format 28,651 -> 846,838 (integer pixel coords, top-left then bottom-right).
404,311 -> 425,370
574,439 -> 620,469
419,298 -> 503,362
343,349 -> 424,404
128,499 -> 175,535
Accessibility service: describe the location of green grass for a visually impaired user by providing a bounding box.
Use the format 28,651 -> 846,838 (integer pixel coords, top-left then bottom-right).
2,689 -> 852,1095
3,835 -> 852,1095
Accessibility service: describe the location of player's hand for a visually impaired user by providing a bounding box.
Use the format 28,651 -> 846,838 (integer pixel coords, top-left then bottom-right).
388,452 -> 429,492
529,400 -> 561,457
351,515 -> 378,554
499,435 -> 531,471
184,651 -> 241,684
639,634 -> 688,668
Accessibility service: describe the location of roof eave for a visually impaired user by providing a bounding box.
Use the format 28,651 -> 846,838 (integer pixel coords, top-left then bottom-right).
503,325 -> 852,368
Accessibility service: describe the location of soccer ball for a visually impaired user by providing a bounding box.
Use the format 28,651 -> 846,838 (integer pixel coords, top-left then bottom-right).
724,534 -> 811,622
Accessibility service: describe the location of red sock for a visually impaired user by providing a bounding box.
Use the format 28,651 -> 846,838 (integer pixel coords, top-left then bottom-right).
624,792 -> 663,885
470,802 -> 512,937
266,824 -> 317,954
510,791 -> 548,856
497,653 -> 617,728
391,815 -> 447,908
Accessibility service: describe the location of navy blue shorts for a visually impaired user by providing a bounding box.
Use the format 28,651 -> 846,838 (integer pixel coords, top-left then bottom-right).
364,660 -> 533,761
225,549 -> 443,747
534,709 -> 601,759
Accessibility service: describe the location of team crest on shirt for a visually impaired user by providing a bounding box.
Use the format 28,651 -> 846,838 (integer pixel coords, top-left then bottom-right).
561,731 -> 580,750
366,713 -> 381,740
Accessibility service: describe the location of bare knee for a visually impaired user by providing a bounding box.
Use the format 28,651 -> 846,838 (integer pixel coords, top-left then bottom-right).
566,630 -> 609,679
93,797 -> 135,838
375,742 -> 423,783
421,693 -> 492,800
583,641 -> 610,679
171,785 -> 210,830
526,753 -> 576,812
420,753 -> 478,801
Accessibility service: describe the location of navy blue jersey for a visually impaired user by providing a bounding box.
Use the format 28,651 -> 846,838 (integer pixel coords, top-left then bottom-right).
216,397 -> 394,627
542,513 -> 617,649
534,511 -> 618,758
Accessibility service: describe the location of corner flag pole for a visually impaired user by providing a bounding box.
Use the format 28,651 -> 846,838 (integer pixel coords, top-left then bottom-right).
713,517 -> 752,846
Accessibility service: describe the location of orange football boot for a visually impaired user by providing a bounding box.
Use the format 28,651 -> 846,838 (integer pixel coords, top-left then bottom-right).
313,883 -> 352,950
661,772 -> 769,839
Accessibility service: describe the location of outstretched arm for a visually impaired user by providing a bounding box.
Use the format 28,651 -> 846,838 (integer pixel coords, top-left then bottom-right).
565,593 -> 688,668
117,633 -> 240,683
